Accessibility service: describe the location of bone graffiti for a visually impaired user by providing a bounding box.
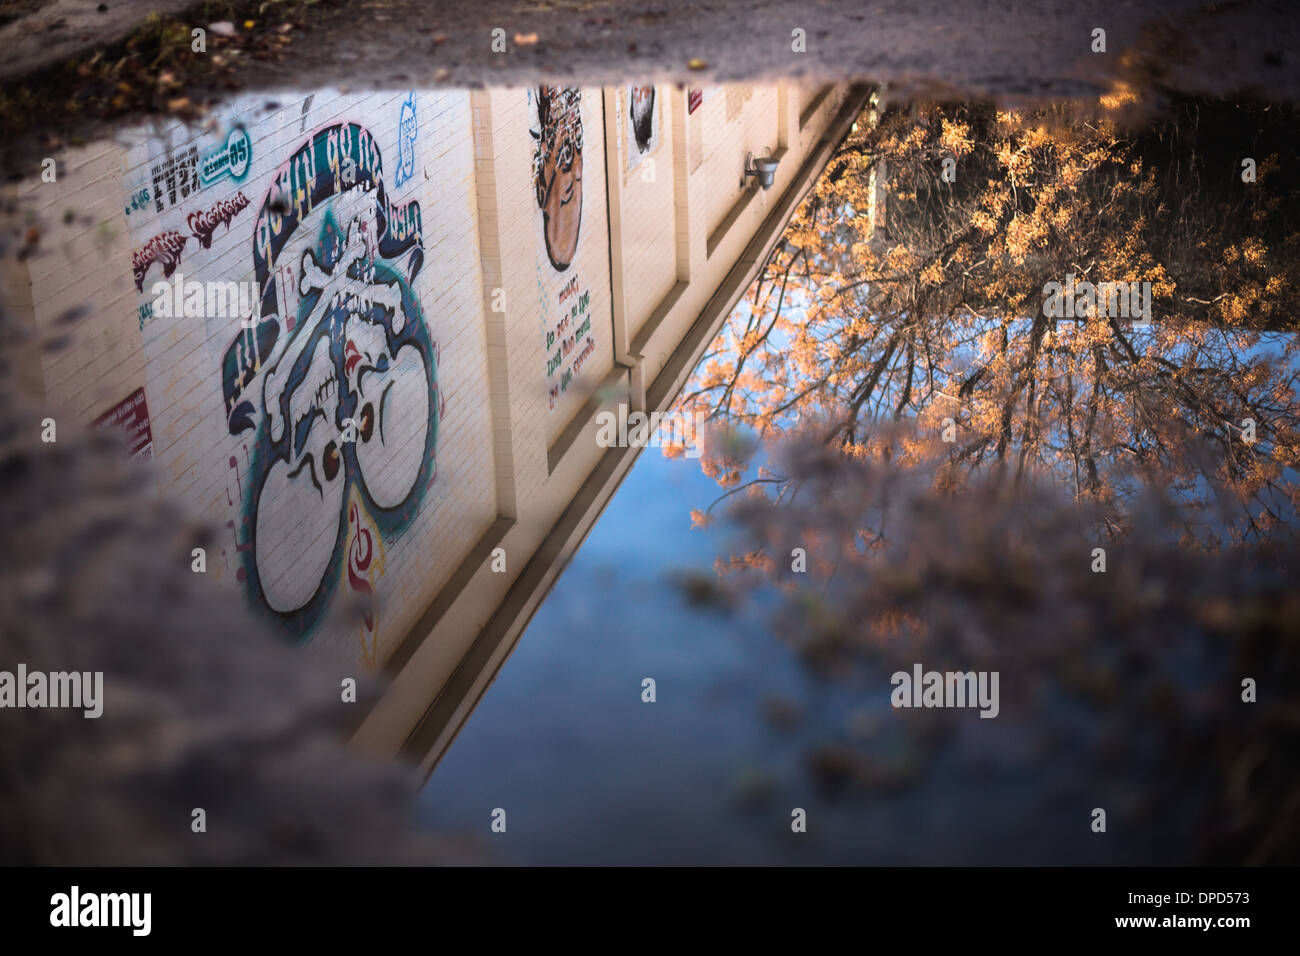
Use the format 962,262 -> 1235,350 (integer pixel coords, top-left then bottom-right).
220,121 -> 438,641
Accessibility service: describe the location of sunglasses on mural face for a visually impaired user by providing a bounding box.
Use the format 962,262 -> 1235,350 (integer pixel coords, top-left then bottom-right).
532,91 -> 584,208
536,142 -> 579,208
555,133 -> 580,173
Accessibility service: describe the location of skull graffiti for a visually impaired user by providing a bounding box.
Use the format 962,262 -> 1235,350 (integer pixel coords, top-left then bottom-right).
246,160 -> 435,622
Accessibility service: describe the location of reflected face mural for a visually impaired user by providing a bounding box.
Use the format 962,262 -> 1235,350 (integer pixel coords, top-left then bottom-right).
221,121 -> 438,639
630,86 -> 656,153
531,86 -> 584,272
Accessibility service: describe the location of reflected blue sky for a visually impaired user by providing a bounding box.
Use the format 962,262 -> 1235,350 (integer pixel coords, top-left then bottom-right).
416,444 -> 1177,865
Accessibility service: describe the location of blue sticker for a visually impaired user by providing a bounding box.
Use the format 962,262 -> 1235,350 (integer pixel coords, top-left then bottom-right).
200,125 -> 253,188
395,93 -> 417,188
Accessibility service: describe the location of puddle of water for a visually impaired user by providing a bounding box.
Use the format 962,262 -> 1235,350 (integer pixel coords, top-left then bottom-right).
4,80 -> 1299,865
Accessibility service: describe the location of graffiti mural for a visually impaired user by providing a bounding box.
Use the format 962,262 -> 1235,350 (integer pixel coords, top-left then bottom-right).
530,87 -> 597,412
218,121 -> 438,648
626,85 -> 658,171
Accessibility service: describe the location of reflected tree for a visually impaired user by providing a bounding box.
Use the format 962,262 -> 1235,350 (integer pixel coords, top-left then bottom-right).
677,95 -> 1300,546
670,95 -> 1300,864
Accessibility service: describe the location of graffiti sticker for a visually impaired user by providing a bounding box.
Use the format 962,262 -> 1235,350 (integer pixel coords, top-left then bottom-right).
199,126 -> 253,188
395,93 -> 417,188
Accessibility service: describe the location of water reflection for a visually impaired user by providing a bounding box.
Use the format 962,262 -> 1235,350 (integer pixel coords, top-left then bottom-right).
424,95 -> 1300,865
678,96 -> 1300,545
3,79 -> 1298,865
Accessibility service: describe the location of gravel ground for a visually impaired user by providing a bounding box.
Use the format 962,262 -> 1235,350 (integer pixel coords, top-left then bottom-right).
2,0 -> 1298,107
2,0 -> 1296,175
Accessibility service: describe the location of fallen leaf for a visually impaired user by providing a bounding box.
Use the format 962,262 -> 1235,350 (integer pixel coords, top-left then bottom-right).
687,58 -> 708,70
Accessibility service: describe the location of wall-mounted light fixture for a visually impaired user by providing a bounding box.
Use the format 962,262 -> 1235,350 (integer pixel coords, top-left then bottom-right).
744,151 -> 780,190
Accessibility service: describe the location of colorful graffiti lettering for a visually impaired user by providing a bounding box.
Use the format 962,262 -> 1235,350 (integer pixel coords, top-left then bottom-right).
188,191 -> 252,249
220,121 -> 437,641
131,229 -> 189,292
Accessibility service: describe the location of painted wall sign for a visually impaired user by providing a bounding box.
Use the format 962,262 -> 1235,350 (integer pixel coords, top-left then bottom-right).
91,387 -> 154,460
187,191 -> 251,249
530,86 -> 597,411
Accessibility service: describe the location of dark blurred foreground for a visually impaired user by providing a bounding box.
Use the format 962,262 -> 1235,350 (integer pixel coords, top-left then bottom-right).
0,345 -> 469,863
